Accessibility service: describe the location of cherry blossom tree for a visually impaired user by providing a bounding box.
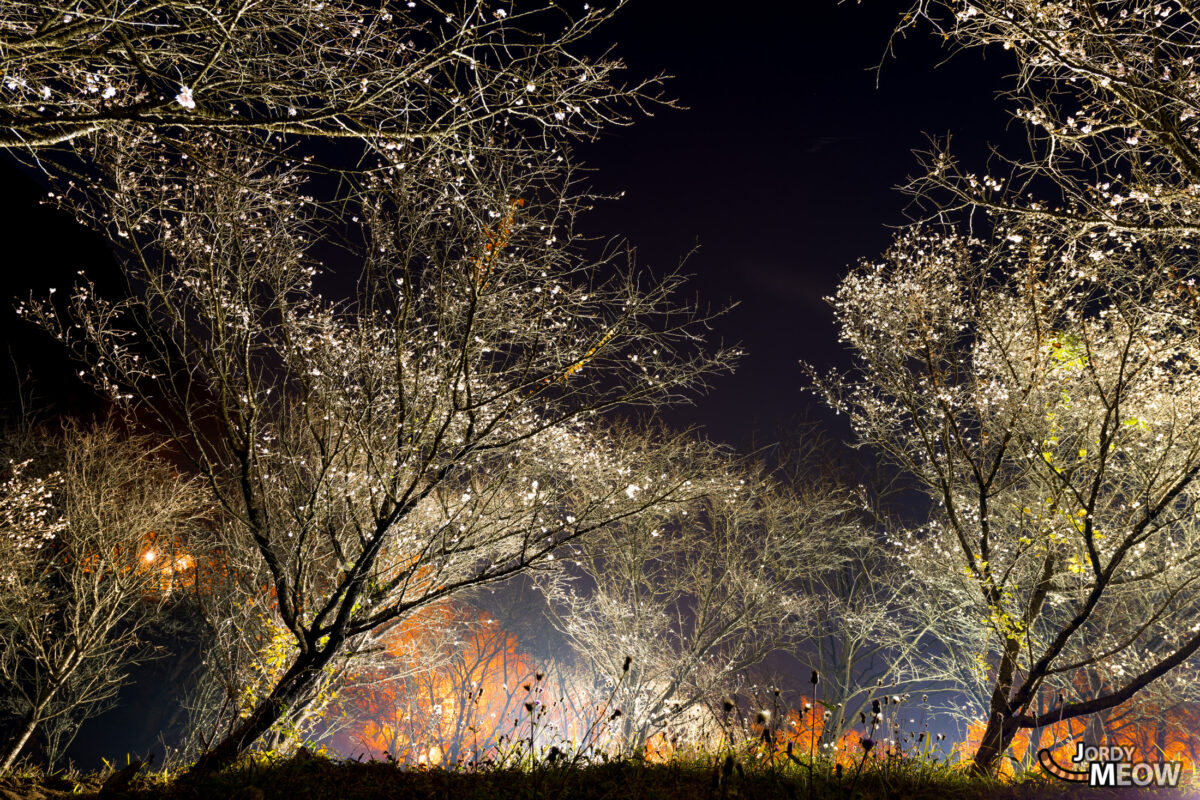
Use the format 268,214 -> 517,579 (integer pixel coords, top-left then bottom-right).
900,0 -> 1200,252
812,224 -> 1200,775
19,96 -> 735,769
0,421 -> 204,770
797,528 -> 968,752
763,440 -> 963,752
538,446 -> 860,756
0,0 -> 658,168
5,0 -> 731,771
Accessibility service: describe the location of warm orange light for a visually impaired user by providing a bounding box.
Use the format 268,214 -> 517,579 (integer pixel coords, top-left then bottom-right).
329,602 -> 575,763
143,550 -> 156,562
767,707 -> 865,767
956,700 -> 1199,778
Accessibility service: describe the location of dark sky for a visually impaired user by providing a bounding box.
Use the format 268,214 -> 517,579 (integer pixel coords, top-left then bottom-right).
0,2 -> 1023,765
576,1 -> 1016,447
0,1 -> 1016,449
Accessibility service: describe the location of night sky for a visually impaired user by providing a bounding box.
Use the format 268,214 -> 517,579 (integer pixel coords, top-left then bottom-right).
578,1 -> 1017,447
0,1 -> 1016,447
0,2 -> 1029,767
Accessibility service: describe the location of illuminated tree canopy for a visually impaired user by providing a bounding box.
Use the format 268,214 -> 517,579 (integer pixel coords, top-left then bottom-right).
815,223 -> 1200,774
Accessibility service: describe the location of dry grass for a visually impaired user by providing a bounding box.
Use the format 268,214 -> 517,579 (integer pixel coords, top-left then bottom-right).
2,748 -> 1190,800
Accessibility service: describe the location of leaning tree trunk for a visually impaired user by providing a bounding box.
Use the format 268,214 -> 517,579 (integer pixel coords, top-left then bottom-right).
1,711 -> 41,772
971,707 -> 1023,776
0,693 -> 54,772
1,650 -> 81,772
186,645 -> 336,776
972,633 -> 1026,776
817,665 -> 857,752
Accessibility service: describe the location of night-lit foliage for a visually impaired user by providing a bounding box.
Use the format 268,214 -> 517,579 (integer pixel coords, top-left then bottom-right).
5,0 -> 1200,788
814,223 -> 1200,775
0,422 -> 205,769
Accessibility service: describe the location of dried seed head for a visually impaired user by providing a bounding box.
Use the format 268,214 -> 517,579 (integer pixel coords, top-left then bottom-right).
810,669 -> 820,685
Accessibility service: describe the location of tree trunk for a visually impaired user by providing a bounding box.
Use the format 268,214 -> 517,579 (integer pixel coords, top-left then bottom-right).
971,709 -> 1021,776
817,665 -> 855,752
972,607 -> 1028,776
1085,712 -> 1108,750
0,709 -> 42,772
186,646 -> 333,776
1155,712 -> 1169,758
0,686 -> 59,772
1020,694 -> 1048,776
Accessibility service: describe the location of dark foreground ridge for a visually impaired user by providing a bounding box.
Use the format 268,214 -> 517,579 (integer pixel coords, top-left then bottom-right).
0,752 -> 1194,800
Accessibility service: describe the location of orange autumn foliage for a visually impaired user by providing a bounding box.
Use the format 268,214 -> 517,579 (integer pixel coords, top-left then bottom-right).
328,603 -> 539,763
955,700 -> 1200,777
771,708 -> 876,767
326,602 -> 632,763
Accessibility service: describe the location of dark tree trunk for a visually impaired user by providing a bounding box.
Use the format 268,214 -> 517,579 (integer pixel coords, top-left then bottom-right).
972,708 -> 1022,776
0,683 -> 59,772
185,646 -> 334,776
0,708 -> 42,771
1085,711 -> 1108,749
